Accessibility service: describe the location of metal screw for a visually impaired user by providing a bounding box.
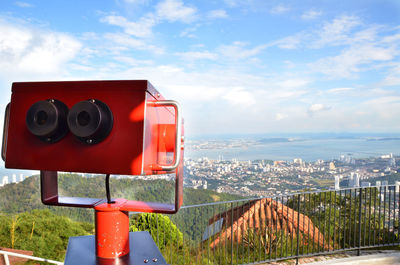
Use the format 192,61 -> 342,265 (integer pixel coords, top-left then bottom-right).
152,258 -> 158,262
156,93 -> 160,98
49,99 -> 55,103
46,138 -> 52,142
86,139 -> 93,144
90,99 -> 95,103
144,259 -> 149,263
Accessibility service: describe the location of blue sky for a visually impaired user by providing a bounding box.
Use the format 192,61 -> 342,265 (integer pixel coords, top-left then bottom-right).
0,0 -> 400,136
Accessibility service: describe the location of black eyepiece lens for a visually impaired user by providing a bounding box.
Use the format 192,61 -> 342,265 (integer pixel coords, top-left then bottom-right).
67,99 -> 113,144
26,99 -> 69,143
77,111 -> 91,127
35,110 -> 48,126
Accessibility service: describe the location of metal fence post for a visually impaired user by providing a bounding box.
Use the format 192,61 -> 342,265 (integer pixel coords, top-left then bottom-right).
358,188 -> 362,256
296,194 -> 300,265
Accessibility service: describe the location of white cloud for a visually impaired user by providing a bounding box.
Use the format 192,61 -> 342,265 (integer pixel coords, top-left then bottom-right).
101,14 -> 156,38
223,87 -> 255,106
273,34 -> 304,49
301,10 -> 322,20
275,113 -> 288,121
381,64 -> 400,86
0,22 -> 81,78
312,15 -> 361,48
278,78 -> 309,89
311,44 -> 396,78
308,103 -> 331,116
156,0 -> 197,23
327,87 -> 354,93
270,5 -> 290,14
218,41 -> 267,59
208,9 -> 228,19
175,51 -> 218,60
15,1 -> 33,8
103,32 -> 164,54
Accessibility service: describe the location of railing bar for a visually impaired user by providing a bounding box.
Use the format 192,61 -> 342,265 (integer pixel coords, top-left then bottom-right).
349,190 -> 354,247
333,190 -> 336,251
383,186 -> 387,246
388,187 -> 392,247
241,201 -> 245,264
322,191 -> 326,252
0,251 -> 63,265
318,191 -> 322,252
296,194 -> 300,260
398,188 -> 400,246
286,195 -> 290,257
368,187 -> 372,246
302,193 -> 306,256
292,195 -> 296,257
392,187 -> 396,246
307,193 -> 311,255
248,201 -> 251,264
274,196 -> 278,260
373,187 -> 377,246
268,197 -> 272,261
280,196 -> 284,259
389,187 -> 392,246
328,191 -> 332,252
353,189 -> 358,249
357,188 -> 362,256
378,186 -> 382,246
363,187 -> 367,247
338,190 -> 342,251
343,190 -> 347,249
258,199 -> 262,262
224,203 -> 227,265
312,192 -> 316,254
235,202 -> 238,265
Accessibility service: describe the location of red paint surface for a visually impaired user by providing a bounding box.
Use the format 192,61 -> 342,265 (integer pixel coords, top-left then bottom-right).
4,80 -> 176,176
95,199 -> 130,258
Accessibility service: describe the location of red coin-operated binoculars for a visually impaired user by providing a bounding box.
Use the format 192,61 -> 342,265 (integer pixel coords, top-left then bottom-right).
2,80 -> 184,265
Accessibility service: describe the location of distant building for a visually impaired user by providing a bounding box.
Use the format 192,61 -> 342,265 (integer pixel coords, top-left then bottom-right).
361,182 -> 371,187
293,158 -> 303,164
329,162 -> 336,171
395,181 -> 400,193
334,175 -> 340,190
376,181 -> 381,187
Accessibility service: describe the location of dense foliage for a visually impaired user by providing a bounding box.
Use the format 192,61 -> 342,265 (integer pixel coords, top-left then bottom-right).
0,210 -> 93,261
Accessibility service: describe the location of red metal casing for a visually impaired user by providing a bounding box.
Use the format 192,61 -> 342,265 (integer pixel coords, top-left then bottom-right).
4,80 -> 177,176
2,80 -> 184,213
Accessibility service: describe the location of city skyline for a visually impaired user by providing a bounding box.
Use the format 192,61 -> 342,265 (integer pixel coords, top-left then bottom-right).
0,0 -> 399,137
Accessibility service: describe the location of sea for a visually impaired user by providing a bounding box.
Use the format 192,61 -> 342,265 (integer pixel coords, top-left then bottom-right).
185,134 -> 400,162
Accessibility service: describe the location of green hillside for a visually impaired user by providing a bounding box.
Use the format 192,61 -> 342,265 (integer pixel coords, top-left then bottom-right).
0,174 -> 241,223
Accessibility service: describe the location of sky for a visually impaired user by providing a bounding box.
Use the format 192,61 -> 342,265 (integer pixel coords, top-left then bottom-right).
0,0 -> 400,136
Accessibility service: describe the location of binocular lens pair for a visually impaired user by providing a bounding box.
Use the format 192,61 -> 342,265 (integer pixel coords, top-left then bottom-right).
26,99 -> 113,144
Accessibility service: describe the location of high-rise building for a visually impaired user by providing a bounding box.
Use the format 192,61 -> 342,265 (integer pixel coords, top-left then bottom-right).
334,175 -> 340,190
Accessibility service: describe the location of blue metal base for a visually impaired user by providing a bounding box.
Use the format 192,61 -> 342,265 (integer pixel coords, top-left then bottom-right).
64,231 -> 168,265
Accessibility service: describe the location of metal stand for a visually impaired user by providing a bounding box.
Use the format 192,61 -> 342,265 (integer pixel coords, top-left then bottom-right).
64,231 -> 168,265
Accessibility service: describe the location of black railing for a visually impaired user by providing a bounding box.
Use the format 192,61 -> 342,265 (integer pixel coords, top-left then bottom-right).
132,185 -> 400,264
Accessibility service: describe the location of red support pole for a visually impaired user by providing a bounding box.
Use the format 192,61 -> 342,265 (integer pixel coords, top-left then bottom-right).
94,199 -> 130,259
